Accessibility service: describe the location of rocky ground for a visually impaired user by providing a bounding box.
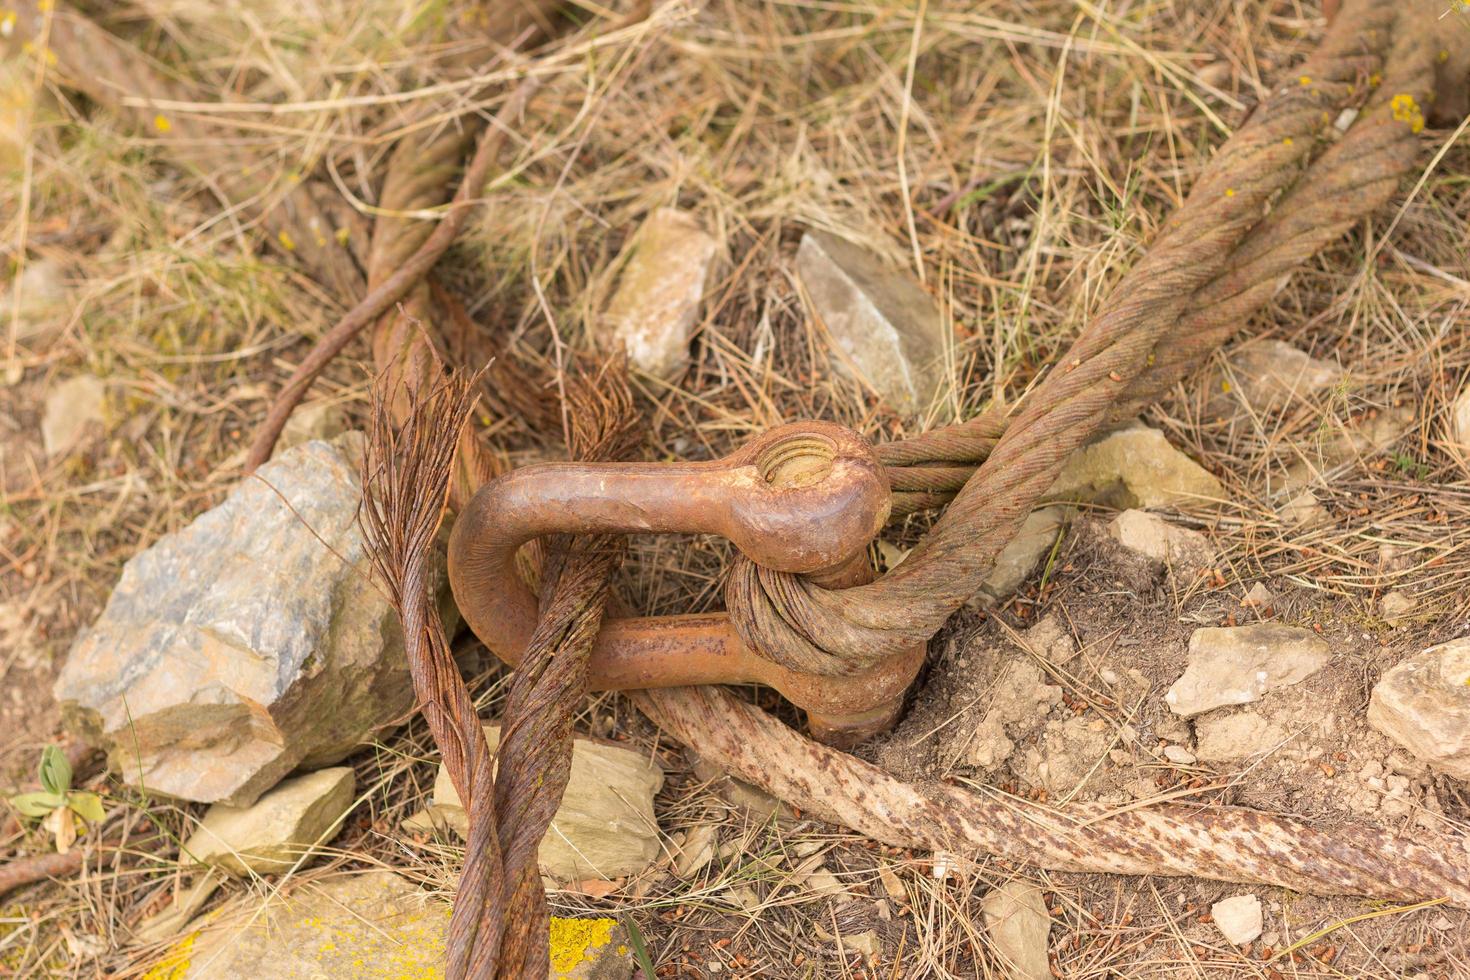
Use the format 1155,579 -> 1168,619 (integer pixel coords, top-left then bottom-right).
3,1 -> 1470,978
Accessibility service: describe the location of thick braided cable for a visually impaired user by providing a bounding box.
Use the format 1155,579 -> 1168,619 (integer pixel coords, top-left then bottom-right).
727,0 -> 1429,676
880,16 -> 1434,510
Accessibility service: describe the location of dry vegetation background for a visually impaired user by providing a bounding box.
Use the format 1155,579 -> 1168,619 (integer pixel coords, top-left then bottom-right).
2,0 -> 1470,977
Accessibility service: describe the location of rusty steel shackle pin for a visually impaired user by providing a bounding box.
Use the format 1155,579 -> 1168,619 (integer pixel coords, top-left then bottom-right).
447,420 -> 925,745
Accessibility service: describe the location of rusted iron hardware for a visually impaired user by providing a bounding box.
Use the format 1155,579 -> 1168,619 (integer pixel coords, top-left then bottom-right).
448,421 -> 924,744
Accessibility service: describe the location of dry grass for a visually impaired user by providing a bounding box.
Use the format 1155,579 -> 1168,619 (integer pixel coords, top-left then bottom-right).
3,0 -> 1469,977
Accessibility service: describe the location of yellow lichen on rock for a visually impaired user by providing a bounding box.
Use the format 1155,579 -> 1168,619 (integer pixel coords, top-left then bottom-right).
549,917 -> 616,977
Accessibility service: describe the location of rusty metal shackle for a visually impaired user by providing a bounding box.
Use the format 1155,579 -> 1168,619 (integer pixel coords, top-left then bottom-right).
447,420 -> 924,744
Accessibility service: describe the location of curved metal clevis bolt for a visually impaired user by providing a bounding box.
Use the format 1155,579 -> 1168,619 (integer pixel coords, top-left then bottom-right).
447,420 -> 925,746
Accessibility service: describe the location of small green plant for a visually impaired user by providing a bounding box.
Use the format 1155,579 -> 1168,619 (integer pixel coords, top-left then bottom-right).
8,746 -> 105,852
1392,452 -> 1429,480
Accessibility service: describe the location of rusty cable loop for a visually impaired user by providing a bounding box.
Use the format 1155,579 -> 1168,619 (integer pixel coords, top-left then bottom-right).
444,0 -> 1470,910
723,0 -> 1432,676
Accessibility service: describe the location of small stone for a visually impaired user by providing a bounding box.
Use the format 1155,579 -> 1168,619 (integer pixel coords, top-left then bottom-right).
41,374 -> 105,456
1195,712 -> 1286,762
1165,625 -> 1331,718
1205,341 -> 1341,417
599,208 -> 721,380
841,930 -> 881,959
967,716 -> 1015,769
877,863 -> 907,903
276,400 -> 347,455
981,881 -> 1051,980
1379,591 -> 1415,626
1366,637 -> 1470,781
974,506 -> 1072,606
432,724 -> 663,882
1278,488 -> 1330,527
2,258 -> 69,345
804,867 -> 850,899
1242,582 -> 1273,609
1450,386 -> 1470,460
1107,510 -> 1213,570
182,767 -> 354,876
1431,914 -> 1454,931
691,754 -> 797,822
1046,425 -> 1224,510
673,823 -> 719,879
1211,894 -> 1263,945
796,229 -> 947,414
1163,745 -> 1197,765
55,434 -> 423,806
1261,930 -> 1279,948
1022,613 -> 1077,664
1281,406 -> 1414,490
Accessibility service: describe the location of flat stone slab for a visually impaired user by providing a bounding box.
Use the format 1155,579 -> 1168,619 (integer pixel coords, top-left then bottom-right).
154,871 -> 634,979
1046,425 -> 1224,510
183,767 -> 355,875
421,724 -> 663,883
1165,625 -> 1330,718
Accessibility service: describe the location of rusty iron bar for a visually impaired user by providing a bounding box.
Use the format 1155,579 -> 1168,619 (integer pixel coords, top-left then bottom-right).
447,421 -> 925,745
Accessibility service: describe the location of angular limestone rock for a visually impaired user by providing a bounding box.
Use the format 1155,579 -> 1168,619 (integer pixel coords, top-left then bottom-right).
41,374 -> 105,456
599,208 -> 720,380
1046,425 -> 1223,509
1205,341 -> 1341,417
430,724 -> 663,882
1211,894 -> 1263,945
974,506 -> 1072,606
55,434 -> 422,806
797,229 -> 947,414
161,871 -> 632,980
981,881 -> 1051,980
1107,509 -> 1213,570
183,767 -> 355,875
1165,625 -> 1331,718
1367,638 -> 1470,781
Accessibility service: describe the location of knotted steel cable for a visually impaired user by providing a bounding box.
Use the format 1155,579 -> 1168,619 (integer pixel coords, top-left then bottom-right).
726,0 -> 1440,677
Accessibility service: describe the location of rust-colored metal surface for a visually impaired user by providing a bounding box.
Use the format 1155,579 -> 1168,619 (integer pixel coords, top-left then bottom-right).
448,421 -> 924,742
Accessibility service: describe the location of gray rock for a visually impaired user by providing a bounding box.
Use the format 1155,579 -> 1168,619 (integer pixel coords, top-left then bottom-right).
1205,341 -> 1341,417
974,506 -> 1072,606
797,229 -> 947,414
1107,509 -> 1213,570
1046,425 -> 1224,509
981,881 -> 1051,980
164,869 -> 635,980
182,767 -> 355,875
55,434 -> 422,806
1162,744 -> 1196,765
41,374 -> 105,456
430,724 -> 663,882
599,208 -> 720,380
1195,711 -> 1286,762
1165,625 -> 1331,718
1367,638 -> 1470,781
1211,894 -> 1263,945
